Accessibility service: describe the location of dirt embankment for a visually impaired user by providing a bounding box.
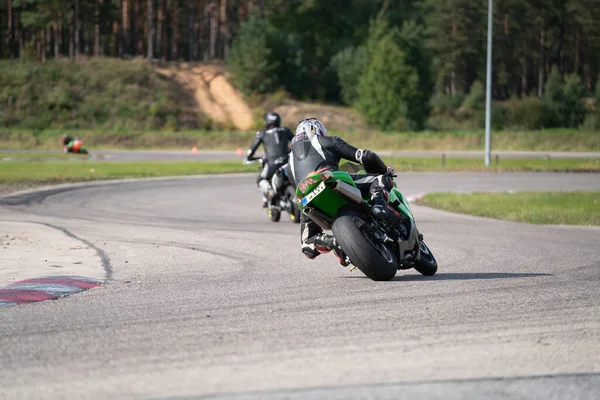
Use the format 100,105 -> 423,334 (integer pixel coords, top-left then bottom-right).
157,64 -> 255,131
157,63 -> 368,132
273,101 -> 367,132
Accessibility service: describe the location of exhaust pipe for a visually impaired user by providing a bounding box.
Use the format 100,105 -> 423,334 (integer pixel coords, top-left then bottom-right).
303,207 -> 334,231
333,181 -> 363,204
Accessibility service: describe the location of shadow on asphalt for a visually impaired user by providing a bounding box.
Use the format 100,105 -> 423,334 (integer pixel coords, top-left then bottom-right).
343,272 -> 551,281
397,272 -> 552,281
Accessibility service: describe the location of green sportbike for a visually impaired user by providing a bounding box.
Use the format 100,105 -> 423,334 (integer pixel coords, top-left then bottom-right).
296,162 -> 437,281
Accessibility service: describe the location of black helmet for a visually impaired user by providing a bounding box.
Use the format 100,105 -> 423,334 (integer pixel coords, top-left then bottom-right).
264,112 -> 281,129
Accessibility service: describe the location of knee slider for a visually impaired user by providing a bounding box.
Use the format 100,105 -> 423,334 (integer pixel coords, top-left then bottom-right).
302,243 -> 321,259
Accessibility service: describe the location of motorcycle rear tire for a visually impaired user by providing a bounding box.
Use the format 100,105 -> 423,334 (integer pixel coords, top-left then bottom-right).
332,213 -> 397,281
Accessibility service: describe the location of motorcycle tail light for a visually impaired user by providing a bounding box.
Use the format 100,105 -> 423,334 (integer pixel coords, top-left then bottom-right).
298,177 -> 319,194
298,170 -> 333,194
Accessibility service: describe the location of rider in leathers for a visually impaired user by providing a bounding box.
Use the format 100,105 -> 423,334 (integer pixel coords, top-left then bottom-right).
289,118 -> 403,264
246,112 -> 294,208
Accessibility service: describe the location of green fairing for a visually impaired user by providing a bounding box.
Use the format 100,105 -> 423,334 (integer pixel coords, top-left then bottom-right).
297,171 -> 358,218
389,188 -> 415,221
297,169 -> 415,222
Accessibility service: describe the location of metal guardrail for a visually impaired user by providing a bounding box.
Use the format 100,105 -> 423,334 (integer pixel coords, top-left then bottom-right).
384,151 -> 600,168
379,151 -> 600,160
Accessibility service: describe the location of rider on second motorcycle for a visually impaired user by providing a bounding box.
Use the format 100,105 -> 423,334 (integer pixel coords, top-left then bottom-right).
288,118 -> 402,263
245,112 -> 294,208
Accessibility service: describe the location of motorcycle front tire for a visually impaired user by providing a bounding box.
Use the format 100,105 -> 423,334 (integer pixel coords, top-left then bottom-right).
413,240 -> 438,276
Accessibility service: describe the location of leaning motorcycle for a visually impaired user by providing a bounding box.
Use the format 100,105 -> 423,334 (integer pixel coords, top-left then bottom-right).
296,162 -> 437,281
63,139 -> 89,155
244,157 -> 301,223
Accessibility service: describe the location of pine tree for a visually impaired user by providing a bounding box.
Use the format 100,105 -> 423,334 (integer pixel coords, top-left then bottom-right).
397,20 -> 433,130
330,46 -> 368,106
226,15 -> 278,94
357,19 -> 419,130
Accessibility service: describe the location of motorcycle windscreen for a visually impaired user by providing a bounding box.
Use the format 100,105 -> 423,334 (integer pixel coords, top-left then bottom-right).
339,161 -> 365,174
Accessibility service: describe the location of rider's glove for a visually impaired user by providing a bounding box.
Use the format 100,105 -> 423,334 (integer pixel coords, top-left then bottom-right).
385,166 -> 396,177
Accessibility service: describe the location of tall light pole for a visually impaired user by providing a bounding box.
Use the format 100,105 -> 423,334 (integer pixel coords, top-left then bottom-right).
485,0 -> 493,166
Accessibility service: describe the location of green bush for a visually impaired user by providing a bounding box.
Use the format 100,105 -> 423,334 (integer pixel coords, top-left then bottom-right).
356,13 -> 431,131
330,46 -> 368,106
563,74 -> 586,128
431,93 -> 464,115
357,30 -> 416,130
227,16 -> 279,94
462,81 -> 485,111
396,20 -> 433,130
539,67 -> 587,128
503,96 -> 545,130
541,66 -> 564,128
274,33 -> 309,99
429,67 -> 597,131
475,102 -> 506,130
581,113 -> 600,131
581,73 -> 600,131
227,16 -> 309,98
491,103 -> 508,130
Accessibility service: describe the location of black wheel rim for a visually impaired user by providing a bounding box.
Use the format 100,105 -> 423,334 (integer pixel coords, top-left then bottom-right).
419,241 -> 435,263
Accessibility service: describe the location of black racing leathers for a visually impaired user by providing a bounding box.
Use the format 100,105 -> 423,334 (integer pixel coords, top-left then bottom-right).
289,133 -> 387,184
248,127 -> 294,167
247,127 -> 294,199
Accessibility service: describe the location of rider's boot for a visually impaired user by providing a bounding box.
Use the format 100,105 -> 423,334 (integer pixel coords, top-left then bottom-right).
370,190 -> 405,227
313,234 -> 350,266
301,233 -> 333,260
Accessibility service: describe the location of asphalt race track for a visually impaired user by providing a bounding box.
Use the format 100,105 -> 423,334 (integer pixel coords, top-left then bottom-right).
1,172 -> 599,399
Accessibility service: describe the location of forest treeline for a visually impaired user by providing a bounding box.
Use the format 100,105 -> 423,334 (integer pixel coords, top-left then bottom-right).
2,0 -> 600,131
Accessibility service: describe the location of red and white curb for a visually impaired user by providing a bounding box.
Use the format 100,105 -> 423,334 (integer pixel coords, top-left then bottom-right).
0,276 -> 103,307
405,193 -> 426,203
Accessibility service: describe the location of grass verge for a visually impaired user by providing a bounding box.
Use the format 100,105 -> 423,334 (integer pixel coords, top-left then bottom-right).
5,151 -> 600,172
0,160 -> 256,186
383,157 -> 600,172
2,128 -> 600,152
416,191 -> 600,225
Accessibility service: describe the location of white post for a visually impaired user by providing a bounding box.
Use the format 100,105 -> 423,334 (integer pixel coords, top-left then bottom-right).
485,0 -> 493,166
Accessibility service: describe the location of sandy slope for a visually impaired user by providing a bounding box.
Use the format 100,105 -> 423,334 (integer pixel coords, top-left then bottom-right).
156,63 -> 368,132
157,64 -> 255,131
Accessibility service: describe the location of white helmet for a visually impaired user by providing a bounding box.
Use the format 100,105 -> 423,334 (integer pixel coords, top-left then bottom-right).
296,118 -> 328,140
